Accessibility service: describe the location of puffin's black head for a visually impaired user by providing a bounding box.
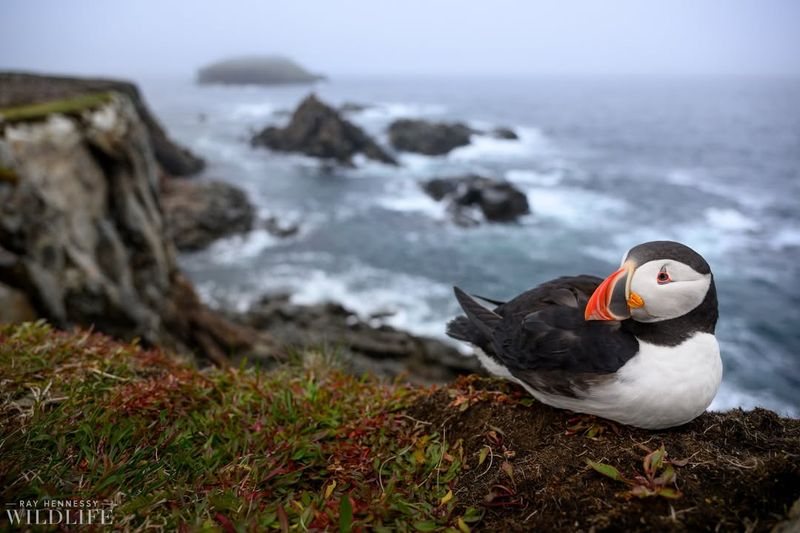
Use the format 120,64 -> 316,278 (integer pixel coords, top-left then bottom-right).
584,241 -> 717,336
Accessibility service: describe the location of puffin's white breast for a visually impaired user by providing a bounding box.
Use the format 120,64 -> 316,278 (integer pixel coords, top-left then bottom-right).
491,332 -> 723,430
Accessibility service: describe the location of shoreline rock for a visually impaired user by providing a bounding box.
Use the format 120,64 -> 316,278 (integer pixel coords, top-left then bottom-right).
0,71 -> 204,176
251,94 -> 397,166
231,294 -> 482,383
422,174 -> 530,225
162,178 -> 256,251
388,119 -> 474,155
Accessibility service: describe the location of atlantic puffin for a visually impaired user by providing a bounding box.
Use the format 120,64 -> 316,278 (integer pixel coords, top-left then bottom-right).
447,241 -> 721,429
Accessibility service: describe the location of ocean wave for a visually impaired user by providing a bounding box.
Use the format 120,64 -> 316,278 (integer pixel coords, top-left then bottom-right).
229,102 -> 277,120
524,185 -> 628,227
355,102 -> 447,122
768,227 -> 800,250
711,382 -> 797,418
449,127 -> 548,161
506,168 -> 563,187
666,169 -> 771,209
704,207 -> 759,232
376,180 -> 447,219
197,229 -> 280,265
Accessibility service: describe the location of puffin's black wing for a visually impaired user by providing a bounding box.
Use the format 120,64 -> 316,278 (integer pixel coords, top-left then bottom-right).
448,276 -> 639,375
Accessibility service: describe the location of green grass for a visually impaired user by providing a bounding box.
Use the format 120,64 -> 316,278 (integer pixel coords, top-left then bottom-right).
0,92 -> 113,123
0,322 -> 479,531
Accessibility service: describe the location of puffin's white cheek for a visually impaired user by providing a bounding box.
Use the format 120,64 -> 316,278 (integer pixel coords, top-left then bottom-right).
635,277 -> 711,321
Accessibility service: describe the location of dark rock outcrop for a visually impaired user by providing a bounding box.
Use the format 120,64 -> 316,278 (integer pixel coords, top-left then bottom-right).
0,72 -> 204,176
388,119 -> 474,155
422,174 -> 530,225
197,56 -> 324,86
234,294 -> 482,384
162,179 -> 256,251
0,93 -> 266,365
251,94 -> 396,166
491,126 -> 518,140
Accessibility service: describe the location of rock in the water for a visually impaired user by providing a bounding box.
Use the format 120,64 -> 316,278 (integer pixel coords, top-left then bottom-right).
422,174 -> 530,224
0,93 -> 266,365
251,94 -> 396,166
197,56 -> 325,86
162,179 -> 256,251
388,119 -> 474,155
0,71 -> 204,176
234,295 -> 482,384
491,126 -> 518,140
262,216 -> 299,238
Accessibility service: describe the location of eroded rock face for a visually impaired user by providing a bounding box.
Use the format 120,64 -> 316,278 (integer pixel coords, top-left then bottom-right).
0,72 -> 204,176
0,94 -> 263,364
234,294 -> 482,384
162,179 -> 256,251
421,174 -> 530,225
251,94 -> 397,166
388,119 -> 474,155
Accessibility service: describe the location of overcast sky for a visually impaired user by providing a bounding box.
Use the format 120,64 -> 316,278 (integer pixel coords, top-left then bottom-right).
1,0 -> 799,78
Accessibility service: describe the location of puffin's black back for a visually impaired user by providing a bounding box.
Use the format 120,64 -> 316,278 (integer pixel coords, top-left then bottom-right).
447,275 -> 640,375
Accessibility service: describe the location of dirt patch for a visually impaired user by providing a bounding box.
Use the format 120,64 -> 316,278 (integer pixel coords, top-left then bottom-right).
411,377 -> 800,532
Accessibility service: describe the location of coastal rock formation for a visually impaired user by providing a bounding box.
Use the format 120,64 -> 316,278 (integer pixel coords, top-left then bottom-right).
422,174 -> 530,225
197,55 -> 325,85
388,119 -> 474,155
251,94 -> 397,166
491,126 -> 518,140
0,72 -> 204,176
234,294 -> 482,383
162,179 -> 256,251
0,93 -> 264,364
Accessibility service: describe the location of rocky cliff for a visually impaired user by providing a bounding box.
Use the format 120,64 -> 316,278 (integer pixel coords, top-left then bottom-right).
0,92 -> 263,364
0,72 -> 204,176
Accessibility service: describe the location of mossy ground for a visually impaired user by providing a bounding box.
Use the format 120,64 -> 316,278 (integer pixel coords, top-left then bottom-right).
0,322 -> 474,531
1,322 -> 798,532
0,92 -> 113,123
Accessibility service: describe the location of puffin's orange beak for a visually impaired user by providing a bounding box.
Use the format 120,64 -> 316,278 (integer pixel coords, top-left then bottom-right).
585,261 -> 638,321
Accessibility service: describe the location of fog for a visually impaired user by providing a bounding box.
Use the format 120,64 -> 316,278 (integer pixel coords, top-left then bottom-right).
1,0 -> 799,78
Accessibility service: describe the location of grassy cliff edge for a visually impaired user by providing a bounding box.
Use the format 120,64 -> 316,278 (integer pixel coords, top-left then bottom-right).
1,322 -> 798,531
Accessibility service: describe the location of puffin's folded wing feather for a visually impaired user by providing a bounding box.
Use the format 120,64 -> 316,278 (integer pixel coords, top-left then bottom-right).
493,305 -> 638,374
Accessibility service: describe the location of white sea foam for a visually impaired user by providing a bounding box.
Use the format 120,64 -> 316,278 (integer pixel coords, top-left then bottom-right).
704,208 -> 758,232
356,102 -> 446,122
449,127 -> 547,162
229,102 -> 277,120
666,169 -> 770,209
524,186 -> 628,227
224,258 -> 457,340
710,381 -> 797,418
506,168 -> 563,187
768,228 -> 800,250
201,229 -> 279,265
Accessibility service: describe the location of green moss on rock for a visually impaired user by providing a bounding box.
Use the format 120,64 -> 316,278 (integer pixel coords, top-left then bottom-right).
0,92 -> 113,123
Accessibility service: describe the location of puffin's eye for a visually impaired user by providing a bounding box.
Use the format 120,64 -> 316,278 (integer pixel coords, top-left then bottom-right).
657,271 -> 671,284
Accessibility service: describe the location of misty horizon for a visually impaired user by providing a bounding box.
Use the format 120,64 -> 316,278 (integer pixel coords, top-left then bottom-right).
2,0 -> 799,79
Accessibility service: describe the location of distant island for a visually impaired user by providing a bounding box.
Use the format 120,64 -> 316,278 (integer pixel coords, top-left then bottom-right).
196,55 -> 325,85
